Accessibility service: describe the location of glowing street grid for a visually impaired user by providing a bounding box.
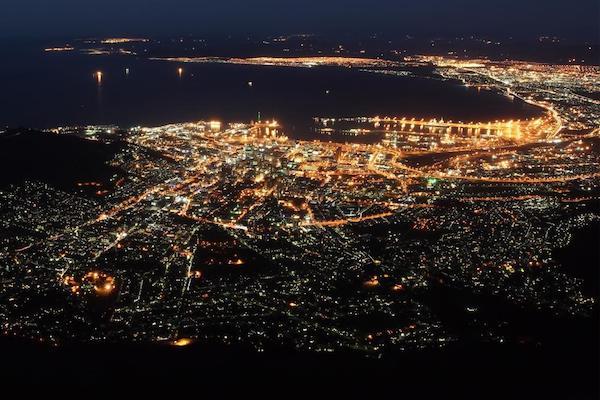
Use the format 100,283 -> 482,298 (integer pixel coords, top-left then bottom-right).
0,56 -> 598,352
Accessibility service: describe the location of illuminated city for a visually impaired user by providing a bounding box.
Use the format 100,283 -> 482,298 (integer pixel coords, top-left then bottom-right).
2,58 -> 598,347
0,0 -> 598,396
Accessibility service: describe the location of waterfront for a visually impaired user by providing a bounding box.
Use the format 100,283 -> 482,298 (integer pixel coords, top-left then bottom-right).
0,40 -> 542,135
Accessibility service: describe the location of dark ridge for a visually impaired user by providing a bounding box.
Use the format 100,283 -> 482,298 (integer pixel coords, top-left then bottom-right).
0,335 -> 597,399
0,129 -> 123,191
554,221 -> 600,298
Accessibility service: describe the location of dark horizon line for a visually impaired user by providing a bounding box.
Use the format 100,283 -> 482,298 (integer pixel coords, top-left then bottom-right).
1,31 -> 598,45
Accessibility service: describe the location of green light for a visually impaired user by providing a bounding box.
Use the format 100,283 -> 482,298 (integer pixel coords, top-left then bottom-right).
427,178 -> 438,187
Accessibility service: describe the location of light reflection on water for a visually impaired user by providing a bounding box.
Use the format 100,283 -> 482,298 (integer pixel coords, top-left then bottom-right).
0,42 -> 542,137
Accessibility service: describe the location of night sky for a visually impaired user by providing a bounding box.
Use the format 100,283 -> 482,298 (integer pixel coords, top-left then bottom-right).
1,0 -> 599,41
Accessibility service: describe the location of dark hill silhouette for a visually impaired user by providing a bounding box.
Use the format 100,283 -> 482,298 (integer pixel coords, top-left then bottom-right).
0,129 -> 123,190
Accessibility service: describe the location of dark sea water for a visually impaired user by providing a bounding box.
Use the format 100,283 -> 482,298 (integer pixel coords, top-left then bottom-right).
0,40 -> 542,137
